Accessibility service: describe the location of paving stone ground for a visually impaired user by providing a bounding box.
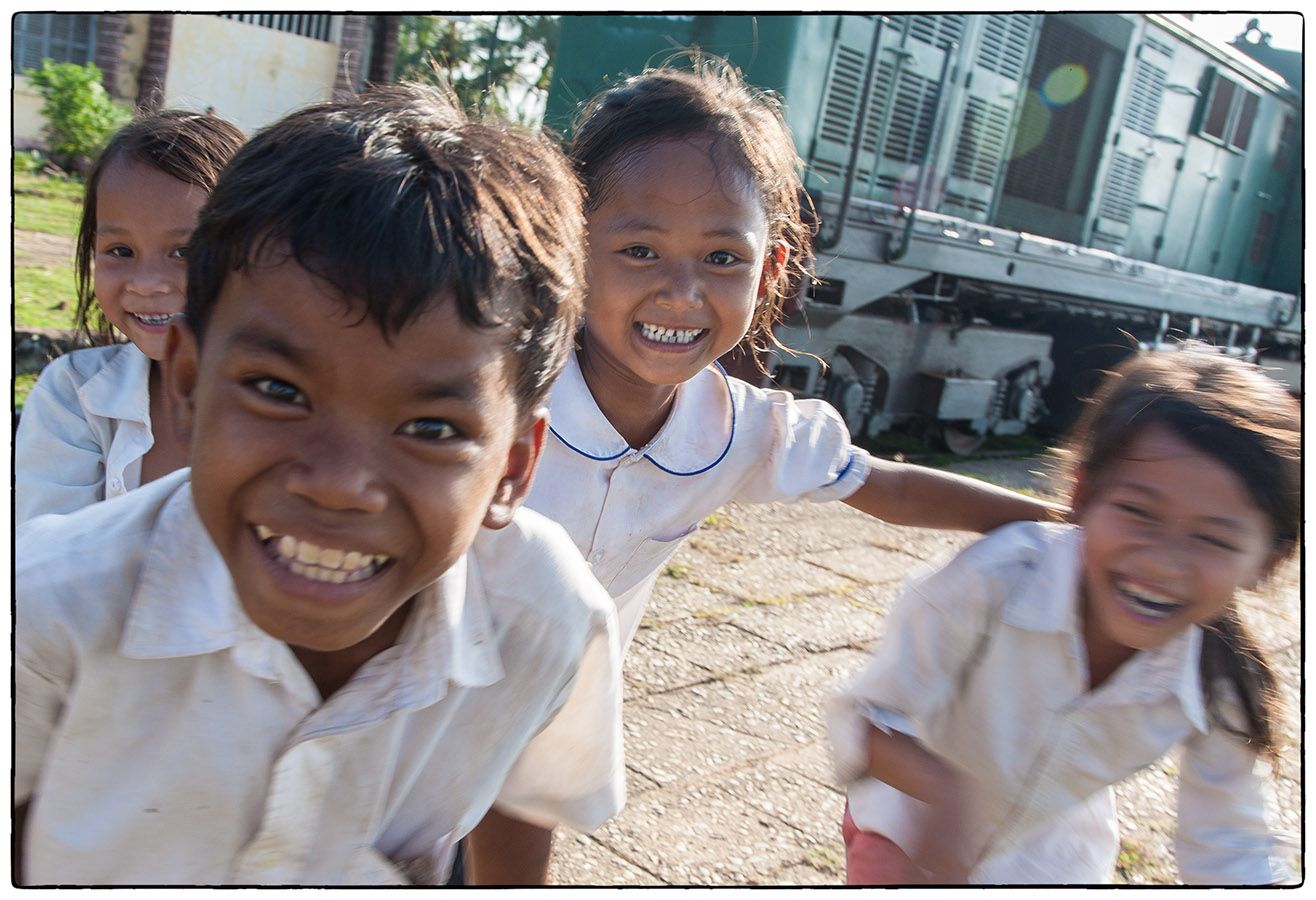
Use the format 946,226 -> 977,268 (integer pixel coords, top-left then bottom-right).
547,457 -> 1302,886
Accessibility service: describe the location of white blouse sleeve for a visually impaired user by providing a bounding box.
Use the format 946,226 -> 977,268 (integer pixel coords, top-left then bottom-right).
1175,722 -> 1297,884
14,526 -> 78,805
489,612 -> 625,833
731,385 -> 870,505
827,535 -> 1012,784
16,356 -> 108,525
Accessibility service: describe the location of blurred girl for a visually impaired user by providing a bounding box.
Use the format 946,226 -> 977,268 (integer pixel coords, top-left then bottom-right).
828,347 -> 1299,884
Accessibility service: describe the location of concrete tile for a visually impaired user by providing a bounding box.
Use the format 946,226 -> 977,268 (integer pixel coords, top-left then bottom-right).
621,702 -> 781,787
622,633 -> 713,697
800,544 -> 923,586
588,776 -> 812,885
635,617 -> 795,678
548,830 -> 663,885
680,554 -> 856,605
724,591 -> 891,654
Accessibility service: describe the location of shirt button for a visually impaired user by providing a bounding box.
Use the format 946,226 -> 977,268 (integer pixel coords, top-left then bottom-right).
589,551 -> 604,565
110,478 -> 123,492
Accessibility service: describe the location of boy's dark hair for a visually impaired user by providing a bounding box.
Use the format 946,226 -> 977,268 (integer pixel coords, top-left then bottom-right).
1059,345 -> 1300,758
186,82 -> 585,412
75,109 -> 247,345
568,57 -> 813,371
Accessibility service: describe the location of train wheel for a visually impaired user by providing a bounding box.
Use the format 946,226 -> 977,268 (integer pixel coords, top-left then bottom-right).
940,423 -> 987,456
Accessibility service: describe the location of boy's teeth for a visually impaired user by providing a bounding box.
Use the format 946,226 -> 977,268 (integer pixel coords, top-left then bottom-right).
255,525 -> 389,583
640,323 -> 704,345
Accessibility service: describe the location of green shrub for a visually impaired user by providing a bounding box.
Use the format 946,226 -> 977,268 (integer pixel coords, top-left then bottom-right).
22,61 -> 131,174
13,150 -> 44,175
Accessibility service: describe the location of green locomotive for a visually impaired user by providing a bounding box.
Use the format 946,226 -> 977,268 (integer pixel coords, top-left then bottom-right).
547,13 -> 1301,449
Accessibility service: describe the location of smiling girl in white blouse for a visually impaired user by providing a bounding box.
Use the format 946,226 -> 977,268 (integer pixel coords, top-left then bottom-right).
16,111 -> 244,525
828,348 -> 1299,885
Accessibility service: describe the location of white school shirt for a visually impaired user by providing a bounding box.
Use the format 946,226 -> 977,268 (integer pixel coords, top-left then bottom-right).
16,342 -> 154,525
15,470 -> 624,885
828,521 -> 1295,885
526,351 -> 870,649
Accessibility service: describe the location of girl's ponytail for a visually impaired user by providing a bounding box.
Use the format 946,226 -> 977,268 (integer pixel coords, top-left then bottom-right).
1199,609 -> 1281,759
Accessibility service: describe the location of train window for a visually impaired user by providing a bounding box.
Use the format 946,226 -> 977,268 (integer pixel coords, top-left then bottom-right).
1274,114 -> 1298,172
1198,68 -> 1260,152
1231,91 -> 1259,151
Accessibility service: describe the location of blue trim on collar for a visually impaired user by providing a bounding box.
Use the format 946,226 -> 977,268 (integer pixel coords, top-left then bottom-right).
548,423 -> 629,461
642,361 -> 736,477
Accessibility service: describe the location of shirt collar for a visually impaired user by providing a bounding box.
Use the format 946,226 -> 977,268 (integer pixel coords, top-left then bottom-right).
1000,524 -> 1208,731
120,477 -> 503,711
78,342 -> 152,425
547,350 -> 735,476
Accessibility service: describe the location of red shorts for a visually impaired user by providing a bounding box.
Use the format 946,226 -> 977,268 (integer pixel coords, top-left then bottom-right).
842,804 -> 924,885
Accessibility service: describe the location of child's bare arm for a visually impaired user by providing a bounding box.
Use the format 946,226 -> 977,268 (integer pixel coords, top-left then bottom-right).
843,457 -> 1066,533
465,808 -> 553,885
864,725 -> 971,883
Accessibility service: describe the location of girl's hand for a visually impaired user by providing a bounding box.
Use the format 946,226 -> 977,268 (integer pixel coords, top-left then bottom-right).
908,774 -> 973,883
862,724 -> 974,882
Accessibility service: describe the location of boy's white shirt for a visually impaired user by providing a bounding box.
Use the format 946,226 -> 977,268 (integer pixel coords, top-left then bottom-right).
527,351 -> 870,650
15,470 -> 624,885
16,342 -> 154,525
828,521 -> 1295,885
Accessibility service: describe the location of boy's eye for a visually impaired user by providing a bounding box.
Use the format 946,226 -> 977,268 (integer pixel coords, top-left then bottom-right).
705,250 -> 740,266
170,245 -> 189,260
622,245 -> 657,260
250,377 -> 306,406
398,418 -> 460,441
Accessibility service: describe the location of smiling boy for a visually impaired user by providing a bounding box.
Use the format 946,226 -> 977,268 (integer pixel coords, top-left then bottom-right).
15,84 -> 623,885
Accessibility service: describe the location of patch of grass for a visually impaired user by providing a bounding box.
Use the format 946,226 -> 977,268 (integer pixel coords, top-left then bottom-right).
14,373 -> 40,412
804,845 -> 842,875
1115,838 -> 1145,881
14,171 -> 83,238
663,562 -> 693,580
15,264 -> 79,331
703,512 -> 725,528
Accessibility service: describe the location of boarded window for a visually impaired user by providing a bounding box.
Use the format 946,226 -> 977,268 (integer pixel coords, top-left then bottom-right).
13,13 -> 98,74
218,14 -> 334,43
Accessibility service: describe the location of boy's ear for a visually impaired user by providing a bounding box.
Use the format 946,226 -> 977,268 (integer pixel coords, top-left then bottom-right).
757,240 -> 790,299
163,314 -> 200,451
483,410 -> 548,530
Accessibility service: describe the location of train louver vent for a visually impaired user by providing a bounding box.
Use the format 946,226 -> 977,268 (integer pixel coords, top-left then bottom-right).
952,96 -> 1014,185
943,190 -> 991,217
1098,151 -> 1145,224
883,69 -> 938,165
1143,33 -> 1176,60
907,14 -> 965,51
1124,58 -> 1167,136
818,44 -> 866,147
978,14 -> 1034,80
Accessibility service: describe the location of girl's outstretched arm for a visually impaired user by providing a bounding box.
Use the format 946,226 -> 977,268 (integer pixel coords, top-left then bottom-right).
843,457 -> 1066,533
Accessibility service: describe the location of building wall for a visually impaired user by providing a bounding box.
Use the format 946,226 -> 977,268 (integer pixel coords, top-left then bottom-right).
163,15 -> 341,132
13,14 -> 150,150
